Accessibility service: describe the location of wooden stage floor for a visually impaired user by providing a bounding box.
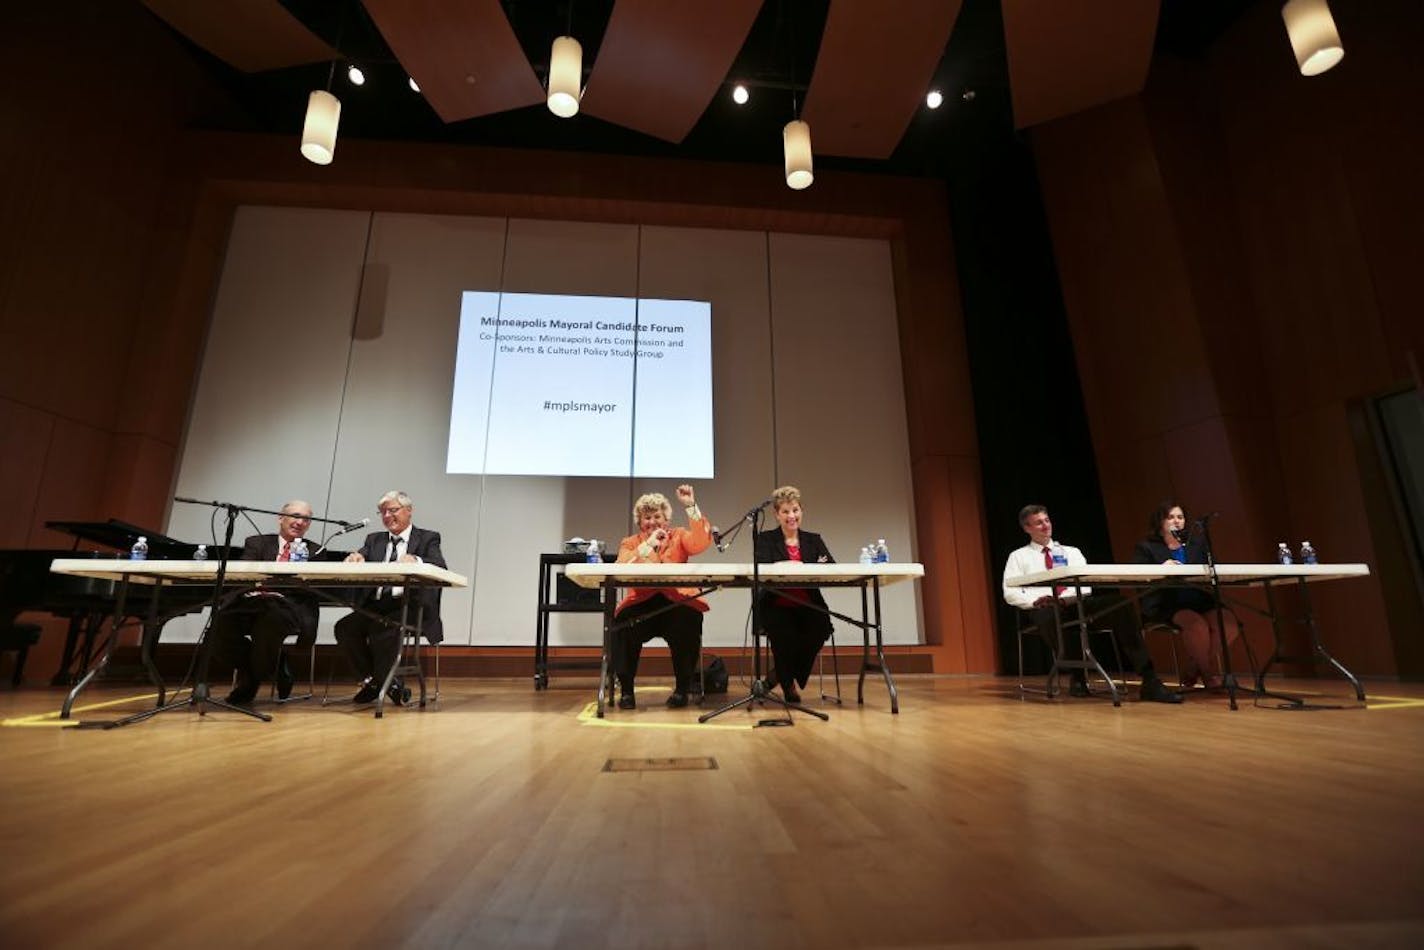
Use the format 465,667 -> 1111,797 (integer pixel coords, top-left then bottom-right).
2,674 -> 1422,949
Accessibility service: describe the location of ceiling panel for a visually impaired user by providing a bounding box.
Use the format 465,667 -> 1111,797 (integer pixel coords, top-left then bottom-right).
578,0 -> 763,144
141,0 -> 335,72
362,0 -> 545,123
800,0 -> 963,160
1002,0 -> 1160,129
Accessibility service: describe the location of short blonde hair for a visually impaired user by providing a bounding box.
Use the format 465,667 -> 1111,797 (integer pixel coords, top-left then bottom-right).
771,485 -> 801,510
632,492 -> 671,522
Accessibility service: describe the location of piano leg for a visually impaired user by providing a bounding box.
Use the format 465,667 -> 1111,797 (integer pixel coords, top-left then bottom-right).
50,614 -> 87,687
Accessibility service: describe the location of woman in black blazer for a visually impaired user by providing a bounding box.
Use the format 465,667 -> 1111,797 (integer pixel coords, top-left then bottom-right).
1131,500 -> 1227,688
754,485 -> 834,702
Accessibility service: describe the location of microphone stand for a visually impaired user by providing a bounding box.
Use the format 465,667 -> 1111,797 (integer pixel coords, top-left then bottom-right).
1194,516 -> 1301,711
699,502 -> 828,725
1197,516 -> 1242,711
107,499 -> 352,728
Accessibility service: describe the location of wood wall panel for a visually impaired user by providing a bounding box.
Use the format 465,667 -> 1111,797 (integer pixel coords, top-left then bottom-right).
1,399 -> 53,550
1032,1 -> 1423,676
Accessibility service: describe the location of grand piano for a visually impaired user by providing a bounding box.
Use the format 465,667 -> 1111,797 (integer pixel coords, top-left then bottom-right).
0,520 -> 232,686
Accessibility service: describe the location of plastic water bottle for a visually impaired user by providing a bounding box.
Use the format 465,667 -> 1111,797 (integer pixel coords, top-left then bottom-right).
1050,542 -> 1068,568
290,538 -> 309,562
859,546 -> 873,565
1275,542 -> 1293,565
586,539 -> 603,564
1300,541 -> 1318,565
193,544 -> 208,561
130,536 -> 149,561
874,538 -> 890,563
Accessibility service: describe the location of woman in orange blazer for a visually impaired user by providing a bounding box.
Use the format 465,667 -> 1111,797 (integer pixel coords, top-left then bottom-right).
613,484 -> 712,709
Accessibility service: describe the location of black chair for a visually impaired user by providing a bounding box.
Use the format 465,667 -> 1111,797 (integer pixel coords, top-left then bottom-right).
1015,608 -> 1123,699
0,613 -> 42,687
1142,621 -> 1185,687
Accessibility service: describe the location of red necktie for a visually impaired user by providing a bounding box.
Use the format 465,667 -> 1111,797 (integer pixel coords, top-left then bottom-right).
278,541 -> 290,562
1043,546 -> 1065,597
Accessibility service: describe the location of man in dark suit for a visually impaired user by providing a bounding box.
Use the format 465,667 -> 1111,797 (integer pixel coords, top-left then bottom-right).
335,490 -> 446,705
211,499 -> 321,704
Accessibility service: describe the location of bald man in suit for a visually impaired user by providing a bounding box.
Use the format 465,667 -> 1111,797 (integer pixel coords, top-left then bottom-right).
210,500 -> 321,704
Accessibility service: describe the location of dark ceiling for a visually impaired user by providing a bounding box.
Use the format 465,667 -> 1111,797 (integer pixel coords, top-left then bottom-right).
160,0 -> 1256,182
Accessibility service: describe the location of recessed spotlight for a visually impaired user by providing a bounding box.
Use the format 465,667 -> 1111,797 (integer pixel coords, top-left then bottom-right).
926,89 -> 943,109
408,76 -> 421,93
347,64 -> 365,86
732,84 -> 749,105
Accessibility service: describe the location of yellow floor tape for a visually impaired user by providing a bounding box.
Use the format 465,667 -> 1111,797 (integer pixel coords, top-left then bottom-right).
1,690 -> 167,728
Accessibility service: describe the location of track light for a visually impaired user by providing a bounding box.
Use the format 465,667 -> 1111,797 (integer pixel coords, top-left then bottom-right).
732,84 -> 749,105
346,64 -> 365,86
926,89 -> 943,109
547,36 -> 582,117
300,90 -> 341,165
783,120 -> 813,190
1281,0 -> 1344,76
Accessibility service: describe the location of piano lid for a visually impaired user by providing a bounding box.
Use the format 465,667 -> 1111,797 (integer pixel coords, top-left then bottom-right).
46,519 -> 191,555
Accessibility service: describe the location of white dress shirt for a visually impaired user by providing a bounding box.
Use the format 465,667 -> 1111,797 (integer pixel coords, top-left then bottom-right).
1001,539 -> 1091,609
384,525 -> 419,598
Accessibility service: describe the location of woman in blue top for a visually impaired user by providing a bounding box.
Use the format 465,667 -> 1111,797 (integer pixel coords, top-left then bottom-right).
1132,500 -> 1227,688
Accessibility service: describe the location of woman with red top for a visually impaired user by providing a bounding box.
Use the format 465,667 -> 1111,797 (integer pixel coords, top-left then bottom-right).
754,485 -> 834,703
613,484 -> 712,710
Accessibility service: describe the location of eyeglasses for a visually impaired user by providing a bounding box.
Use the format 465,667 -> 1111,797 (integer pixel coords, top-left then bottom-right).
281,513 -> 313,522
377,506 -> 409,517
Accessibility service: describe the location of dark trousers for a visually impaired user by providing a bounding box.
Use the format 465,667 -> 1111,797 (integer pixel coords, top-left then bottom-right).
334,597 -> 407,681
1026,594 -> 1156,681
613,595 -> 702,695
209,596 -> 297,687
762,600 -> 832,690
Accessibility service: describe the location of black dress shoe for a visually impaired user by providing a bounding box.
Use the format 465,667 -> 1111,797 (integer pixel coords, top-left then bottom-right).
1140,678 -> 1184,704
617,693 -> 636,710
665,692 -> 689,708
276,658 -> 295,700
1068,679 -> 1091,698
223,686 -> 257,706
225,673 -> 257,705
386,678 -> 411,706
352,680 -> 380,704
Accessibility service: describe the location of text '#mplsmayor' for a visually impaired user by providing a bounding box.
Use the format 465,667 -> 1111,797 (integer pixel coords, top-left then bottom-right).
542,400 -> 618,414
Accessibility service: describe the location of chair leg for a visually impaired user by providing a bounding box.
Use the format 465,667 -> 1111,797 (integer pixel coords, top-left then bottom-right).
818,631 -> 842,704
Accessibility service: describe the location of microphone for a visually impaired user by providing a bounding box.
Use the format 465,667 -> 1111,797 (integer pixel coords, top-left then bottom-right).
745,499 -> 773,520
311,518 -> 368,556
711,527 -> 730,553
1169,527 -> 1188,544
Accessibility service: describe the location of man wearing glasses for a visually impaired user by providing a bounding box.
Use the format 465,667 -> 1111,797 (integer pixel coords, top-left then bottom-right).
335,490 -> 446,705
211,499 -> 321,704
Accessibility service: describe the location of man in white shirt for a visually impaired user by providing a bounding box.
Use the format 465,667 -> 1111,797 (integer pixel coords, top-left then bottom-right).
1003,504 -> 1181,703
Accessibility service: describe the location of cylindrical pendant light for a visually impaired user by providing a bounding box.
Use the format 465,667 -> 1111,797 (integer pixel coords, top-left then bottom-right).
547,36 -> 583,118
783,119 -> 814,190
1281,0 -> 1344,77
300,90 -> 341,165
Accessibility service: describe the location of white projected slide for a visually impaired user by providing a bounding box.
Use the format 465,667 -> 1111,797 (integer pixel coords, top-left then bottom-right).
447,292 -> 714,477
